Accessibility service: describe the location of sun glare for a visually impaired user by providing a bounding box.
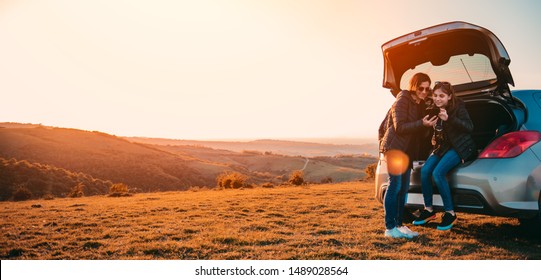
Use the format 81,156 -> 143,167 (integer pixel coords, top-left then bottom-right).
385,149 -> 409,176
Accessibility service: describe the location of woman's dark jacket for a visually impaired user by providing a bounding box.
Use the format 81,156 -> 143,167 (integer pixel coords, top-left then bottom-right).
436,99 -> 476,161
379,90 -> 430,162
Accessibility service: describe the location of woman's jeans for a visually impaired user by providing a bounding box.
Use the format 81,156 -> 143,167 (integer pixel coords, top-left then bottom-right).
384,168 -> 411,230
421,149 -> 461,212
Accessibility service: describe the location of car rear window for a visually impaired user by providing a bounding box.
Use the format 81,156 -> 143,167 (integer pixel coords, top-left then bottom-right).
400,54 -> 496,89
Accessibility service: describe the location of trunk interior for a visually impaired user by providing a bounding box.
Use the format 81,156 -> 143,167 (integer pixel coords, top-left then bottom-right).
409,97 -> 521,189
465,99 -> 518,152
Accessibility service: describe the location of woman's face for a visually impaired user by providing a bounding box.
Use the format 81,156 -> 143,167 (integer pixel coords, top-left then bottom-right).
433,88 -> 452,108
415,81 -> 431,101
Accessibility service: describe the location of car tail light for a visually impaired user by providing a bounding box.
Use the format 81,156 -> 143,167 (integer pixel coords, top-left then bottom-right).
479,131 -> 541,158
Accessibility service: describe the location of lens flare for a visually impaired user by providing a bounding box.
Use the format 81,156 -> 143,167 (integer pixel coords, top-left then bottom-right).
385,150 -> 410,176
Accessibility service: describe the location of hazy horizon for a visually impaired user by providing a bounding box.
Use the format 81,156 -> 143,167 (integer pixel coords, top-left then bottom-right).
1,121 -> 376,145
129,136 -> 377,145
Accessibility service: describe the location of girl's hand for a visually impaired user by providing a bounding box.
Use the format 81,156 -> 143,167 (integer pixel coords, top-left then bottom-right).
438,108 -> 448,121
423,115 -> 438,127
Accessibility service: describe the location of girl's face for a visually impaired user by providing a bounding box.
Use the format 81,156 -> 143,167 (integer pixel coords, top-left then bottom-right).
415,81 -> 430,101
433,88 -> 452,108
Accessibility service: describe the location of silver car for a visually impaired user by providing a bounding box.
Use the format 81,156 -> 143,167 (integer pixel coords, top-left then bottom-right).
375,21 -> 541,229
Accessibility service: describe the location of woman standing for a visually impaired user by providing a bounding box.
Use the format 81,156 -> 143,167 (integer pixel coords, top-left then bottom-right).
412,81 -> 476,230
379,73 -> 436,239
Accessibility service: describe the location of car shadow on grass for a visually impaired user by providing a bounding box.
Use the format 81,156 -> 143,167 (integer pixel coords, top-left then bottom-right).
454,222 -> 541,259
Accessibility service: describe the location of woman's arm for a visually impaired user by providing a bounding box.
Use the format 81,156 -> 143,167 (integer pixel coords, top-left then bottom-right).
392,92 -> 425,135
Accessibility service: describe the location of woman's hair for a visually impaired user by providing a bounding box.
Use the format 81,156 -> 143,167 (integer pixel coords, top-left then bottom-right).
433,81 -> 457,111
408,72 -> 431,92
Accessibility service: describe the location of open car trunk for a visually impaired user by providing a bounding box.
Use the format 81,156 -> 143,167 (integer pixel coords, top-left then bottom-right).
409,96 -> 525,187
464,98 -> 523,152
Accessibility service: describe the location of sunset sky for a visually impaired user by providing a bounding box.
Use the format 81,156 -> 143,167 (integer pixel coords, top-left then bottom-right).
1,0 -> 540,141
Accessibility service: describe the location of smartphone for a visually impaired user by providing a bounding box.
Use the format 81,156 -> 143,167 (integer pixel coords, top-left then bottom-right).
426,107 -> 440,118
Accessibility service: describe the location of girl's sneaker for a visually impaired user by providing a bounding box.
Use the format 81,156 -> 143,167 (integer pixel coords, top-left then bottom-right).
437,212 -> 457,230
384,227 -> 412,239
412,209 -> 436,225
398,225 -> 419,237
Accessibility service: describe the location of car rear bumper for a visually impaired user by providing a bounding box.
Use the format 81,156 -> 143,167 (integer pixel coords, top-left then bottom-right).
405,189 -> 538,218
375,149 -> 541,219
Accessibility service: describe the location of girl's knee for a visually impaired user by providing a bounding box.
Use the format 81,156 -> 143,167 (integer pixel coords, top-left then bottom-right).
432,170 -> 446,184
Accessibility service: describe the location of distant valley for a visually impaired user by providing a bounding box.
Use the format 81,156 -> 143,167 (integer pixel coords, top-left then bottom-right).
0,123 -> 377,200
124,137 -> 378,157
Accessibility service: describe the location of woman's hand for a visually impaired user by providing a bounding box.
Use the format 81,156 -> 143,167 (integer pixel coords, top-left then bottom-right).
422,115 -> 438,127
438,108 -> 448,121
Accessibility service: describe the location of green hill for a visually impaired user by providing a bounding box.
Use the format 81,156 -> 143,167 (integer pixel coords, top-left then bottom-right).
0,125 -> 222,193
0,123 -> 377,200
0,157 -> 112,200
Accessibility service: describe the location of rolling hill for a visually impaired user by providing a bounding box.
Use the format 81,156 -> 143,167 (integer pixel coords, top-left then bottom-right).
0,123 -> 377,200
0,157 -> 112,200
0,124 -> 221,193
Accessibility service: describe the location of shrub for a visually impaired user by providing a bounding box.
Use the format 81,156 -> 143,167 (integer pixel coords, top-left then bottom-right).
216,172 -> 248,189
110,183 -> 129,194
288,170 -> 305,186
13,186 -> 32,201
216,173 -> 230,189
68,183 -> 85,198
261,182 -> 274,188
365,163 -> 377,180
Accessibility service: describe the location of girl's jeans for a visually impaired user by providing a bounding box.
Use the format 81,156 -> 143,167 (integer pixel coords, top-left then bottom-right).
384,168 -> 411,230
420,149 -> 461,212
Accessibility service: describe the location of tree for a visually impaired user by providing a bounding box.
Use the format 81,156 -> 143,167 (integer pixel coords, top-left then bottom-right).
216,172 -> 248,189
288,170 -> 304,186
365,163 -> 377,180
110,183 -> 129,194
68,182 -> 85,198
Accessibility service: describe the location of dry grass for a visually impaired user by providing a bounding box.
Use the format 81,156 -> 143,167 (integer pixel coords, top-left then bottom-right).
1,182 -> 539,260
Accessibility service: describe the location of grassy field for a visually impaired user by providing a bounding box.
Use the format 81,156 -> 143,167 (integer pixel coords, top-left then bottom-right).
1,182 -> 539,260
